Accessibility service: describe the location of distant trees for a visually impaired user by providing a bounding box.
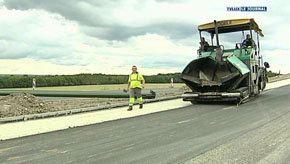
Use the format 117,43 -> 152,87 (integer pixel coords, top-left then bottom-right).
0,70 -> 282,89
0,73 -> 182,89
0,75 -> 32,88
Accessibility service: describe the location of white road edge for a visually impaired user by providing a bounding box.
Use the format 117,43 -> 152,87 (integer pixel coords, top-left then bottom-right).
0,79 -> 289,140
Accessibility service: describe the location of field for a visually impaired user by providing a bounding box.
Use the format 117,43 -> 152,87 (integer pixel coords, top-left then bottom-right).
0,83 -> 185,91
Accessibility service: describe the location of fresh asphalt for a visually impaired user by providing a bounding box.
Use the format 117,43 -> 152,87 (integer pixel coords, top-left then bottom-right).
1,85 -> 290,164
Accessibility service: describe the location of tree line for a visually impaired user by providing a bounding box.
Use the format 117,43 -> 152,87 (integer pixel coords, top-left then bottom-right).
0,73 -> 183,89
0,71 -> 278,89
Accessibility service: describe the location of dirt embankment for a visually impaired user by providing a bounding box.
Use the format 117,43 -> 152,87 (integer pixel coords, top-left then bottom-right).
0,93 -> 58,118
0,93 -> 129,118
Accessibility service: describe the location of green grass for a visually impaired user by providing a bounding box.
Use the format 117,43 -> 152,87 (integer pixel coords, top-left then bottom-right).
0,83 -> 185,91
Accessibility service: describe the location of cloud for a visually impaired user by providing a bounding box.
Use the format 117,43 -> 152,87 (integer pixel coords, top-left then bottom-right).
3,0 -> 105,25
3,0 -> 198,41
1,0 -> 290,75
82,21 -> 197,41
0,58 -> 182,75
0,9 -> 79,60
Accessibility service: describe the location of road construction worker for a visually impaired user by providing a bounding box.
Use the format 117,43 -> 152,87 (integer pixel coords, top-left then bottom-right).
170,78 -> 174,88
242,34 -> 256,48
127,65 -> 145,111
200,37 -> 209,48
198,37 -> 209,54
32,78 -> 36,90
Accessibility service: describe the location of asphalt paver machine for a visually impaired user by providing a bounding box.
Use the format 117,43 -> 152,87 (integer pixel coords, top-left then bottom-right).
181,18 -> 269,104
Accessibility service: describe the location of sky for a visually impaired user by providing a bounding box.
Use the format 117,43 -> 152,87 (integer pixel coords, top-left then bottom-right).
0,0 -> 289,75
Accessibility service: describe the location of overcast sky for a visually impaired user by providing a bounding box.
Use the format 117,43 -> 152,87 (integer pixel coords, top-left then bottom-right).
0,0 -> 289,75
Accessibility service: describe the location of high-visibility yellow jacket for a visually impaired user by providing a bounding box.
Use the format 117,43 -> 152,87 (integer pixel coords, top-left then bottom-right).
128,72 -> 144,88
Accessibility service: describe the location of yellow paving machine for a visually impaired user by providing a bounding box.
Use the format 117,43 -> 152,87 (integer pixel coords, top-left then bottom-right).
181,19 -> 269,104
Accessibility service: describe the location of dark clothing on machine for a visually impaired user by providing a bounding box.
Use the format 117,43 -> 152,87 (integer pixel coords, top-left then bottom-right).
200,41 -> 209,51
242,39 -> 252,47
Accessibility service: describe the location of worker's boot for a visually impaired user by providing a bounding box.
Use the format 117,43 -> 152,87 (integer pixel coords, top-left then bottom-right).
139,104 -> 143,109
127,106 -> 133,111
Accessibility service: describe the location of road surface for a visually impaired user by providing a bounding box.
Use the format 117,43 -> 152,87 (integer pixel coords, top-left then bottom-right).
1,85 -> 290,164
